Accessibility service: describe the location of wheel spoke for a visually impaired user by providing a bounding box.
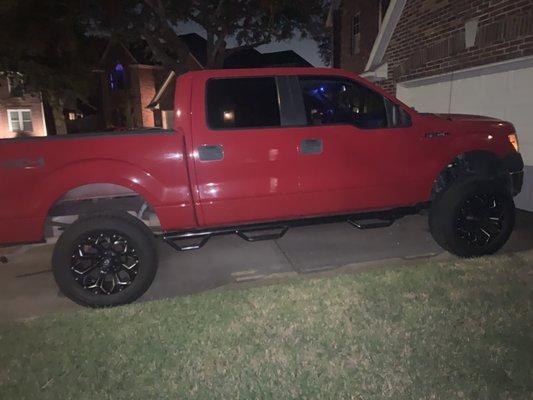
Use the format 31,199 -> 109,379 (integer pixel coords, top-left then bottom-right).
73,262 -> 99,275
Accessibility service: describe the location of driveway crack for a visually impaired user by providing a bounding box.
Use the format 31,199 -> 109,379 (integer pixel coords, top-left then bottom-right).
274,239 -> 297,272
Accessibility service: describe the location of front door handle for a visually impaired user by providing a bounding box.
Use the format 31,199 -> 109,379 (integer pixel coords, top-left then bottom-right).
300,138 -> 323,155
198,145 -> 224,161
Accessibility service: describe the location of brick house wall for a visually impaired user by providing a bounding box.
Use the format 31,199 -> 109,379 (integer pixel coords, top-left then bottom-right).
98,42 -> 180,130
0,76 -> 47,139
129,65 -> 165,128
380,0 -> 533,94
337,0 -> 381,73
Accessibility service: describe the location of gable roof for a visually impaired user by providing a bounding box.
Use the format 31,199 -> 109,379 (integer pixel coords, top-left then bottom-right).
258,50 -> 312,67
147,37 -> 312,109
179,33 -> 208,66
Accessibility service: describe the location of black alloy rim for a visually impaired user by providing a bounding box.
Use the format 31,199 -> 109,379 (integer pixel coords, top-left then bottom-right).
455,192 -> 505,248
70,231 -> 140,295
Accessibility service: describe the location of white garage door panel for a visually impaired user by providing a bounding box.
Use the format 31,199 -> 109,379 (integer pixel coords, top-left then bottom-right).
396,60 -> 533,211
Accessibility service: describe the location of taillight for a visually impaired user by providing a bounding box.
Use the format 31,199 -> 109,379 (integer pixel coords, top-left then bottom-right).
508,133 -> 519,152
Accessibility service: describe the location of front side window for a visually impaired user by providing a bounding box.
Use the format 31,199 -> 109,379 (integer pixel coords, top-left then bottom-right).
298,77 -> 410,129
8,109 -> 33,132
206,77 -> 281,129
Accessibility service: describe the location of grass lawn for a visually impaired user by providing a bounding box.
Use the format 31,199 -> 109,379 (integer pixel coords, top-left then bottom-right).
1,254 -> 532,400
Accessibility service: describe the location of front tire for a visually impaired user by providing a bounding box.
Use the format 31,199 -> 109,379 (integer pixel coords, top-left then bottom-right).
52,212 -> 158,307
429,178 -> 515,257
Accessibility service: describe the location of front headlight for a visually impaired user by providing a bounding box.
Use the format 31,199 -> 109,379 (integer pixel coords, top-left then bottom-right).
508,133 -> 519,152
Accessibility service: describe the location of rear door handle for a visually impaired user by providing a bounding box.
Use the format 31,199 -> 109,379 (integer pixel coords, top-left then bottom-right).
198,145 -> 224,161
300,139 -> 323,155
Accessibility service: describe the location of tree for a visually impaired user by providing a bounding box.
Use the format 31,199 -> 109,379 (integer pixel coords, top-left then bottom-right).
0,0 -> 99,135
91,0 -> 331,71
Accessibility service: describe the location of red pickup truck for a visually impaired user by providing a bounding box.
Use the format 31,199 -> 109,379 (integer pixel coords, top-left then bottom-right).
0,67 -> 524,307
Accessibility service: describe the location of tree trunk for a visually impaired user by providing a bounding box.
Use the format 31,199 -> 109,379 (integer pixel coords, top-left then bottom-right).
47,92 -> 67,135
51,102 -> 68,135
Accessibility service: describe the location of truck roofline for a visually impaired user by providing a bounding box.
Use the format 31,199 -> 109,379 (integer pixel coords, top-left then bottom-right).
181,67 -> 359,79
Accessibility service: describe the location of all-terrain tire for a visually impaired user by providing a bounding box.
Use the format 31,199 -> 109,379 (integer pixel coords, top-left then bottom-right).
52,212 -> 158,307
429,177 -> 515,257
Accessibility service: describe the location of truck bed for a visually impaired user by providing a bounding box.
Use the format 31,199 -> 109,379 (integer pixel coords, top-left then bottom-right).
0,129 -> 196,245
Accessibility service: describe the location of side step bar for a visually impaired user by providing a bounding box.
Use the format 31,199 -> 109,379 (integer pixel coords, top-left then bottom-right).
348,218 -> 395,230
163,204 -> 428,252
164,225 -> 289,252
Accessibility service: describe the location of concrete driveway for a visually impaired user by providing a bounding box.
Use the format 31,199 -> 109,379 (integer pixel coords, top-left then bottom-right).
1,210 -> 533,321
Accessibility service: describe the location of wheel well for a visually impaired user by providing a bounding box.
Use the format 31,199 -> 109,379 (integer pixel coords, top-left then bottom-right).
430,151 -> 507,201
45,184 -> 161,239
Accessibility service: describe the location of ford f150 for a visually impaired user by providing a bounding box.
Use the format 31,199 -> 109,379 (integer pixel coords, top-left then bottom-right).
0,68 -> 524,307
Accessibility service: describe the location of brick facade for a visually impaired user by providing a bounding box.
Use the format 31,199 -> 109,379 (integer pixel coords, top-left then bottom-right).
336,0 -> 533,95
337,0 -> 381,73
129,66 -> 161,128
0,76 -> 47,139
380,0 -> 533,94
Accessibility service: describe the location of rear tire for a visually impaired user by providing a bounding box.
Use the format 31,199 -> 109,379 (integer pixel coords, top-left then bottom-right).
52,212 -> 158,308
429,178 -> 515,257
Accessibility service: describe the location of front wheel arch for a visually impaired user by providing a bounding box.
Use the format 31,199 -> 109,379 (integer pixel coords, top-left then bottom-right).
430,151 -> 508,202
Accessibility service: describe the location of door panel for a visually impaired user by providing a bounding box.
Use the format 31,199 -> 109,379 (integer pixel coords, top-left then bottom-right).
191,75 -> 300,227
288,76 -> 434,216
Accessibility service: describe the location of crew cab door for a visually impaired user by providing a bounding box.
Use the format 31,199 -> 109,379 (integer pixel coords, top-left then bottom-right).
190,74 -> 301,227
285,75 -> 431,216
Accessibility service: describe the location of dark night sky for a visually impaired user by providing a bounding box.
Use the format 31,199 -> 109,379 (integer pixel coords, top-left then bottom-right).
178,22 -> 326,67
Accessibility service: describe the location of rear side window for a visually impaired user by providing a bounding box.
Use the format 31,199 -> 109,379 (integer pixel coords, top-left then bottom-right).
206,77 -> 281,129
298,77 -> 410,129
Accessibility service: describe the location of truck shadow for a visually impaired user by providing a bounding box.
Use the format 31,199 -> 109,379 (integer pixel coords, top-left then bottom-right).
145,210 -> 533,301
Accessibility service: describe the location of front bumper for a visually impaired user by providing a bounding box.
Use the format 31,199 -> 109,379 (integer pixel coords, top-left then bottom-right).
502,152 -> 524,196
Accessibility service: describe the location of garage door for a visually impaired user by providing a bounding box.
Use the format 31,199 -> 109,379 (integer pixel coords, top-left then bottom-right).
396,56 -> 533,212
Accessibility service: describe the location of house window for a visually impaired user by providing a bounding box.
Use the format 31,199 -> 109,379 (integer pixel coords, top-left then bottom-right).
8,109 -> 33,132
352,14 -> 361,55
109,63 -> 126,91
68,112 -> 83,120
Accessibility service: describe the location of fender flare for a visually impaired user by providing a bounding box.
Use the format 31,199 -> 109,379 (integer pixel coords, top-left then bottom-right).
34,159 -> 168,223
430,150 -> 506,200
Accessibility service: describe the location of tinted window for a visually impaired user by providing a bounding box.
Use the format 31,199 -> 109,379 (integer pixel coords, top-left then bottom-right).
207,77 -> 281,129
299,77 -> 410,129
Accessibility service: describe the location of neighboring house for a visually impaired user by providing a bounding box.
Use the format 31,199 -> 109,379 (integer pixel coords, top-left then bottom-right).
0,75 -> 47,139
331,0 -> 533,211
94,39 -> 203,131
96,33 -> 312,130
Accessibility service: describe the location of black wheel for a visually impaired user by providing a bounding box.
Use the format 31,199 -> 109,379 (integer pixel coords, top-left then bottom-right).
52,213 -> 158,307
429,178 -> 515,257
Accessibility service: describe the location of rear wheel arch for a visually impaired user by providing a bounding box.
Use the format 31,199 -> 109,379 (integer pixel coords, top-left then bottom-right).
44,183 -> 162,240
